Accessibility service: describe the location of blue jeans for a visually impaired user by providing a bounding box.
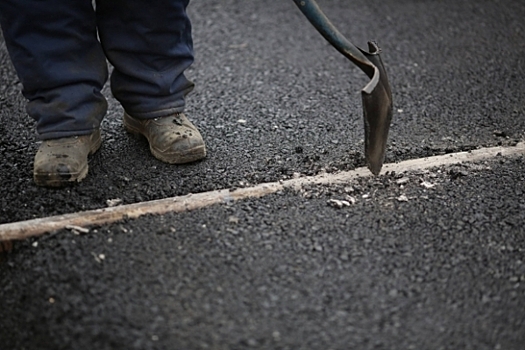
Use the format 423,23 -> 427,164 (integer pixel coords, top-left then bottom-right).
0,0 -> 194,140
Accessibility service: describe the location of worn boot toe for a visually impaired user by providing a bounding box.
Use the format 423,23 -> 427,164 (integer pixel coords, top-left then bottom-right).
33,130 -> 101,187
123,112 -> 206,164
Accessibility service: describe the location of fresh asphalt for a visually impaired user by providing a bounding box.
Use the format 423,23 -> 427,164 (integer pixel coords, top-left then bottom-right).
1,0 -> 524,349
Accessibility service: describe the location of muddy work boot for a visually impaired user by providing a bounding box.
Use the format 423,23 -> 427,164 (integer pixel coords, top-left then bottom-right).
123,112 -> 206,164
33,130 -> 102,187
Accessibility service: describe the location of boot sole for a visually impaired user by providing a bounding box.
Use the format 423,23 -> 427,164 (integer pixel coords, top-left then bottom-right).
33,132 -> 102,187
124,119 -> 206,164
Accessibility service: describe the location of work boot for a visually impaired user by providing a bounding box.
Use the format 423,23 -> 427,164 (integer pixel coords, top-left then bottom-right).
123,112 -> 206,164
33,129 -> 102,187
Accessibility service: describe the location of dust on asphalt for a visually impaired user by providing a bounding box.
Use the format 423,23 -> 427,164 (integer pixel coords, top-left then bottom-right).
1,156 -> 524,349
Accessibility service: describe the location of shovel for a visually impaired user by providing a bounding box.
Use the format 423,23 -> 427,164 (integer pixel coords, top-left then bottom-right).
292,0 -> 393,175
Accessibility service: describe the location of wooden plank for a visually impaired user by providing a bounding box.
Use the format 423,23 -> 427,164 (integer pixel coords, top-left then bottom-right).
0,142 -> 523,242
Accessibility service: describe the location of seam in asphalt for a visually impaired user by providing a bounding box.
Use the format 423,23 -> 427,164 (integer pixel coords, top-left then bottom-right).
0,141 -> 524,242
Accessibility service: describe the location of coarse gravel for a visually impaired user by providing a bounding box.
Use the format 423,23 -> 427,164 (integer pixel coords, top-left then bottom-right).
1,156 -> 524,349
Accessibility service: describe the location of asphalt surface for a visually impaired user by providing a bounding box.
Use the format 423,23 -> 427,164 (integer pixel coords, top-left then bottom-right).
1,0 -> 525,349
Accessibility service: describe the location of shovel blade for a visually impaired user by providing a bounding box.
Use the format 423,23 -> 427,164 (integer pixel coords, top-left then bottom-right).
360,42 -> 393,175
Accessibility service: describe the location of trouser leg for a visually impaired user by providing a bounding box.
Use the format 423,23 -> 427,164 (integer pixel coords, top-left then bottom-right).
0,0 -> 108,140
95,0 -> 195,119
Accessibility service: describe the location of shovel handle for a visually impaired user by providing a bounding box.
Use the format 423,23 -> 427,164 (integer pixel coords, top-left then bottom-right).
292,0 -> 375,77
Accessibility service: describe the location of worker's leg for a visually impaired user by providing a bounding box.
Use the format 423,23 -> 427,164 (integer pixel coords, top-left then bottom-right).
0,0 -> 108,140
96,0 -> 205,163
96,0 -> 194,118
0,0 -> 108,186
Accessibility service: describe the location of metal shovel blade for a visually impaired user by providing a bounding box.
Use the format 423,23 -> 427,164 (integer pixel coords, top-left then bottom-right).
292,0 -> 393,175
360,42 -> 393,175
